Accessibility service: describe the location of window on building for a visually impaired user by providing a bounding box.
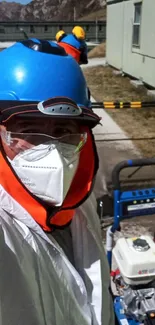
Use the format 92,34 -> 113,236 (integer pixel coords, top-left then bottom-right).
132,2 -> 142,47
86,25 -> 89,32
44,25 -> 48,32
0,27 -> 5,33
30,25 -> 35,33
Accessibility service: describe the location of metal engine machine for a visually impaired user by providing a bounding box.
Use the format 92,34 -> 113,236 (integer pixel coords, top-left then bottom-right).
106,158 -> 155,325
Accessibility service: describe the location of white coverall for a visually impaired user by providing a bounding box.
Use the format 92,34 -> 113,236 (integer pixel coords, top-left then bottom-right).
0,184 -> 114,325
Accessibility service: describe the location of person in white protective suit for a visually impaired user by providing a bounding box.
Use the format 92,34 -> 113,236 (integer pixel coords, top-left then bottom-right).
0,39 -> 114,325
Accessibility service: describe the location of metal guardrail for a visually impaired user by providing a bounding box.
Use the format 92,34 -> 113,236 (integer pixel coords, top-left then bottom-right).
91,101 -> 155,109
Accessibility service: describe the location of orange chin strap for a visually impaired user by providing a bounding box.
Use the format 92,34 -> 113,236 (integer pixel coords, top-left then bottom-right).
0,128 -> 97,231
58,42 -> 81,63
61,127 -> 95,208
0,150 -> 51,231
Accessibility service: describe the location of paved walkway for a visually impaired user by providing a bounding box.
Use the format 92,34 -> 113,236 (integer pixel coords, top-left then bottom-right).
0,42 -> 15,48
0,41 -> 102,49
90,95 -> 141,197
82,57 -> 107,68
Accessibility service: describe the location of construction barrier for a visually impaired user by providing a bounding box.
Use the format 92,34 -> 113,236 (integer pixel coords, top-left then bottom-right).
91,101 -> 155,109
91,102 -> 104,108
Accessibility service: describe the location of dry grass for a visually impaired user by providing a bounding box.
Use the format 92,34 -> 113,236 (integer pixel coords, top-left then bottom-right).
83,65 -> 155,157
88,42 -> 106,58
78,8 -> 106,21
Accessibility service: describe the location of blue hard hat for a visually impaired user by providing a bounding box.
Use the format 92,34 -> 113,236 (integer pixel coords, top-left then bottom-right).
0,39 -> 100,128
0,39 -> 89,106
53,34 -> 82,50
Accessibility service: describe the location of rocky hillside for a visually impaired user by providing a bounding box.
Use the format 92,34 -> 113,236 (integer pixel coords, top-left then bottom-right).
0,0 -> 106,21
0,1 -> 23,20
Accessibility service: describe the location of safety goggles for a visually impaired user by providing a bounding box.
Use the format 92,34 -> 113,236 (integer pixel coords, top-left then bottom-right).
1,130 -> 87,161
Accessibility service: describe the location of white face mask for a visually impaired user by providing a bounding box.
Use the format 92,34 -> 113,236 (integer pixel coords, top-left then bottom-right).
8,143 -> 79,206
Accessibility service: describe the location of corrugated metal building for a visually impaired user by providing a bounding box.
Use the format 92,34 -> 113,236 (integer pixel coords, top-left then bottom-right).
106,0 -> 155,88
0,21 -> 106,43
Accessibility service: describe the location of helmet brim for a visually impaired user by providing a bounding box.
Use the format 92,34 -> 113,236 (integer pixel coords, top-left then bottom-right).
0,98 -> 100,129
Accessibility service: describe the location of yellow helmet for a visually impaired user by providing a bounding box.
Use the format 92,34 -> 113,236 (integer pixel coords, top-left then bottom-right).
72,26 -> 86,40
55,30 -> 66,42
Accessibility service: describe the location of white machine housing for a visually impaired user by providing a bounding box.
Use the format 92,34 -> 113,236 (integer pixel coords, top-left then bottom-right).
113,235 -> 155,285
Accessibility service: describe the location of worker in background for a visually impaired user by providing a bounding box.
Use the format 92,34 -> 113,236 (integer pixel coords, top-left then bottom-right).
55,29 -> 67,42
0,39 -> 114,325
55,26 -> 88,65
